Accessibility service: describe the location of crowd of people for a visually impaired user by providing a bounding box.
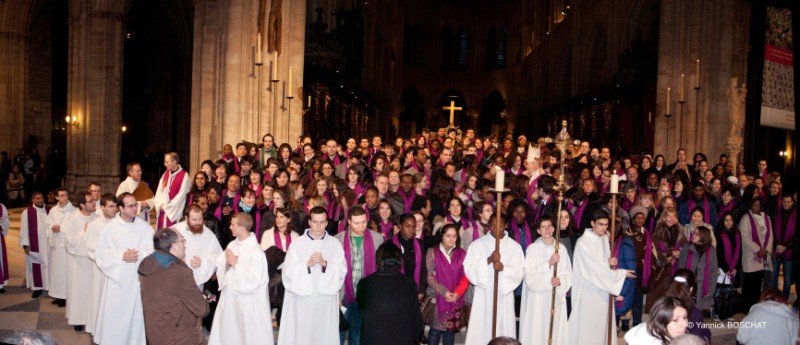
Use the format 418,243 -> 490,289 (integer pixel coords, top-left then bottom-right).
0,147 -> 67,207
1,127 -> 798,345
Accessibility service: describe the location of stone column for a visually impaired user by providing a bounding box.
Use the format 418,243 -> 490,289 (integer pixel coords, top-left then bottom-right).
63,0 -> 125,194
0,30 -> 26,154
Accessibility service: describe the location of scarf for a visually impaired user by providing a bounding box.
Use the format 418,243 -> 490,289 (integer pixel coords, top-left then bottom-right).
774,207 -> 797,260
637,227 -> 655,287
399,190 -> 417,213
343,229 -> 376,305
433,247 -> 466,322
511,221 -> 532,248
393,235 -> 422,286
718,201 -> 736,217
687,197 -> 711,224
273,228 -> 292,252
380,219 -> 394,240
574,198 -> 589,228
747,213 -> 772,263
686,246 -> 713,297
720,228 -> 741,276
214,190 -> 240,220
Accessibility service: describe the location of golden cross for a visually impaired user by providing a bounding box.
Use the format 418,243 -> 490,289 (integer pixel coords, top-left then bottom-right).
442,100 -> 462,127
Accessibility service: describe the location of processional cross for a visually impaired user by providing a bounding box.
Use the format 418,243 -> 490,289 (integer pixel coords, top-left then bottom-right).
442,100 -> 462,127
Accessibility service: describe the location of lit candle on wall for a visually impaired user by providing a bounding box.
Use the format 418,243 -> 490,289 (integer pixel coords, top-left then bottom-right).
495,167 -> 505,191
680,74 -> 685,101
666,87 -> 671,114
694,59 -> 700,88
256,33 -> 262,64
271,51 -> 278,80
610,171 -> 619,193
307,95 -> 312,107
288,67 -> 293,94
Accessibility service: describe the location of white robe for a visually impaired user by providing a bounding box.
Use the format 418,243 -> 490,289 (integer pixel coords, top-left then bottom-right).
208,234 -> 272,345
463,233 -> 525,345
93,215 -> 154,345
172,221 -> 223,287
260,227 -> 299,251
0,204 -> 9,288
568,229 -> 628,345
519,237 -> 573,345
278,230 -> 347,345
83,215 -> 114,334
19,205 -> 49,290
153,166 -> 192,226
63,211 -> 98,325
116,176 -> 155,221
46,203 -> 76,299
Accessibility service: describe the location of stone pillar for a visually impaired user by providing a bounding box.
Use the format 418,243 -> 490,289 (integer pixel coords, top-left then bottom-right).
654,0 -> 750,158
63,0 -> 125,194
190,0 -> 306,170
0,30 -> 25,154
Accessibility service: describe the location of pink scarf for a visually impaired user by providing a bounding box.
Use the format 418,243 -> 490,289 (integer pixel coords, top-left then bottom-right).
747,213 -> 772,263
392,235 -> 422,286
774,208 -> 797,260
687,197 -> 711,224
273,228 -> 292,252
433,247 -> 466,322
511,221 -> 532,248
720,228 -> 741,277
380,219 -> 394,240
343,229 -> 377,305
399,190 -> 417,213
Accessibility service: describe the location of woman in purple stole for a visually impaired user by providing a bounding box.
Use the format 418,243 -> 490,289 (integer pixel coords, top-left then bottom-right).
425,224 -> 468,345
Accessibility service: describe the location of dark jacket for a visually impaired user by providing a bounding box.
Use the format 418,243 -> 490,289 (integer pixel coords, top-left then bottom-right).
357,269 -> 423,345
139,251 -> 209,345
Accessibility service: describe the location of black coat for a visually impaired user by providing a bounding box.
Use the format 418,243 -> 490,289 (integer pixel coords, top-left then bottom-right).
357,270 -> 423,345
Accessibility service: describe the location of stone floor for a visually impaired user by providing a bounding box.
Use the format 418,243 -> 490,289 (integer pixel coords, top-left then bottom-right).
0,207 -> 745,344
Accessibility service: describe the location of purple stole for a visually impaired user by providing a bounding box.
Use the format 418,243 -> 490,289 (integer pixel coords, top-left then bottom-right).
399,190 -> 417,213
325,192 -> 336,219
248,184 -> 263,199
380,219 -> 394,240
336,206 -> 348,234
573,199 -> 588,228
214,190 -> 241,220
533,196 -> 551,223
526,176 -> 541,207
747,213 -> 772,264
720,229 -> 741,278
329,154 -> 342,166
512,221 -> 532,248
687,197 -> 711,224
433,247 -> 466,321
393,235 -> 422,286
637,227 -> 654,287
686,247 -> 713,297
26,206 -> 48,288
157,169 -> 188,229
621,198 -> 635,212
718,201 -> 736,217
0,206 -> 7,283
774,208 -> 797,260
273,228 -> 292,252
343,229 -> 377,305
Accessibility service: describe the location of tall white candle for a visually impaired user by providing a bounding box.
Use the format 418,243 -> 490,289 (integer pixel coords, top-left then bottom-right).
680,74 -> 685,101
495,167 -> 505,191
271,51 -> 278,80
666,87 -> 671,114
610,171 -> 619,193
695,59 -> 700,88
256,33 -> 262,64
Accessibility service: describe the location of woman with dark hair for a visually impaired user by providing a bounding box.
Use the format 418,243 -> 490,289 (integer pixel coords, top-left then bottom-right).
664,269 -> 711,343
678,226 -> 718,312
236,188 -> 263,241
200,160 -> 216,182
739,198 -> 773,311
714,212 -> 741,321
424,224 -> 469,345
212,160 -> 228,186
276,143 -> 293,167
506,199 -> 533,250
429,176 -> 456,220
187,171 -> 209,207
434,197 -> 474,237
260,207 -> 297,252
271,168 -> 290,190
357,242 -> 423,345
370,200 -> 396,240
346,165 -> 367,200
623,296 -> 688,345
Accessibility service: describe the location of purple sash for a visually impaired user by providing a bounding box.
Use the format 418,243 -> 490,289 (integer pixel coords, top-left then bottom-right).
774,208 -> 796,260
687,197 -> 711,224
399,190 -> 417,213
273,228 -> 292,252
433,247 -> 466,322
380,219 -> 394,240
721,229 -> 741,277
512,221 -> 532,248
686,247 -> 713,297
393,235 -> 422,286
747,213 -> 772,263
343,229 -> 376,305
26,207 -> 47,288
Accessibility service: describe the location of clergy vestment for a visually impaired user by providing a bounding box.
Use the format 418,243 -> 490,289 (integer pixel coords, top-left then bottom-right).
208,233 -> 272,345
62,211 -> 98,325
278,230 -> 347,345
0,204 -> 9,289
19,205 -> 49,291
45,202 -> 76,299
463,232 -> 525,345
519,237 -> 573,345
154,166 -> 192,229
93,215 -> 154,345
116,177 -> 155,221
83,215 -> 115,334
568,228 -> 628,345
172,221 -> 223,287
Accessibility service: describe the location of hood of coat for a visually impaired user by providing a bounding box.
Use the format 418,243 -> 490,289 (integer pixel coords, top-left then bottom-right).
750,301 -> 799,321
138,250 -> 184,277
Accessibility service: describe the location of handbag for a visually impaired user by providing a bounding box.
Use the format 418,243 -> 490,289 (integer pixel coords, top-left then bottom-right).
713,285 -> 741,320
421,296 -> 436,325
460,304 -> 471,328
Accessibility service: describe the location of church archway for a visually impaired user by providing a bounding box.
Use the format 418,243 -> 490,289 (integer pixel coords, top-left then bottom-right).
438,89 -> 467,130
479,91 -> 506,136
400,86 -> 425,135
121,0 -> 193,181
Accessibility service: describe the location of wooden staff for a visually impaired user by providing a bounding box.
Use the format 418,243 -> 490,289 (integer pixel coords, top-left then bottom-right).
491,187 -> 504,339
607,192 -> 619,345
